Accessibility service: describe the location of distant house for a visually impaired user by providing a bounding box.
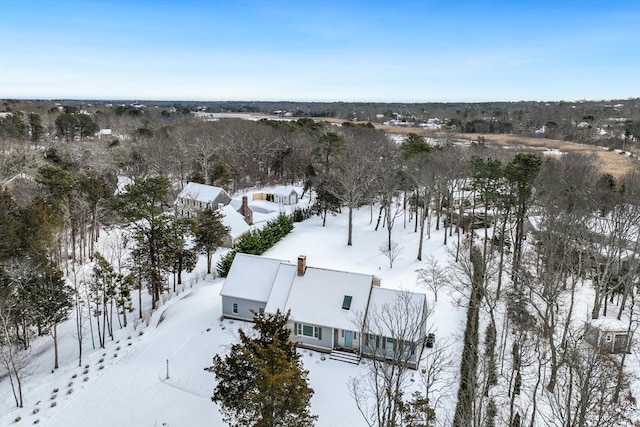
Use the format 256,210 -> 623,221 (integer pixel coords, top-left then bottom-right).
175,182 -> 231,217
97,129 -> 112,139
253,187 -> 299,205
585,319 -> 633,354
220,254 -> 428,368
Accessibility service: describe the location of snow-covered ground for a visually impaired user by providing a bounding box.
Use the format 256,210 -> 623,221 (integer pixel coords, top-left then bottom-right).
0,197 -> 468,427
3,192 -> 637,426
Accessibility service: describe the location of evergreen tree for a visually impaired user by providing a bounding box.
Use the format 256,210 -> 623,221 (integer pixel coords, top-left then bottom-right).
163,215 -> 197,287
400,133 -> 433,159
194,207 -> 228,274
0,190 -> 21,262
28,113 -> 44,143
108,176 -> 172,309
207,311 -> 317,427
504,153 -> 542,285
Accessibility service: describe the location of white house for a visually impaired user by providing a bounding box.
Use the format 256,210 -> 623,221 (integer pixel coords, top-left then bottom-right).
175,182 -> 231,217
220,254 -> 428,368
97,129 -> 112,139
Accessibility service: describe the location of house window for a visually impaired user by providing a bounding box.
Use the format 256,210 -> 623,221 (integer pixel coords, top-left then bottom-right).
295,323 -> 321,339
342,295 -> 352,310
232,303 -> 238,314
366,334 -> 378,349
606,334 -> 612,342
385,337 -> 395,351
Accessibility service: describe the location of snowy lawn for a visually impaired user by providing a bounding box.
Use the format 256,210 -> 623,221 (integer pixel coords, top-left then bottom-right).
1,205 -> 468,426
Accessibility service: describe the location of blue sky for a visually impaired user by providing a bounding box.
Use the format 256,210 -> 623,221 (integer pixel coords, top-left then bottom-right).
1,0 -> 639,102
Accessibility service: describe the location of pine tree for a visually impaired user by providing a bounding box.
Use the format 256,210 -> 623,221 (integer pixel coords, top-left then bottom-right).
206,311 -> 317,427
107,176 -> 172,309
194,207 -> 228,274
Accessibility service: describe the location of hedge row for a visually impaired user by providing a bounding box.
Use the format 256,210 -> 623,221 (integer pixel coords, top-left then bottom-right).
216,213 -> 294,277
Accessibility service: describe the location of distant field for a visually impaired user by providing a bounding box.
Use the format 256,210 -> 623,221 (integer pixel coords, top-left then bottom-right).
372,124 -> 639,178
258,114 -> 638,178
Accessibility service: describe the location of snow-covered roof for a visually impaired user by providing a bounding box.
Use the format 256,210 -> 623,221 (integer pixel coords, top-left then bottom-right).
586,209 -> 639,243
229,198 -> 254,212
220,254 -> 287,302
176,182 -> 228,203
282,266 -> 374,331
220,205 -> 250,239
264,264 -> 297,313
586,317 -> 630,332
271,186 -> 299,197
366,287 -> 426,338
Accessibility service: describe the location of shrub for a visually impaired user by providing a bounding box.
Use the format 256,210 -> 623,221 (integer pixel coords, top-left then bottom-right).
50,402 -> 56,408
292,207 -> 312,222
217,213 -> 295,277
14,416 -> 21,423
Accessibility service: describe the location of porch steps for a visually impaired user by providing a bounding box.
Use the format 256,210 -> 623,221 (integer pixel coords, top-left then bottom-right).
329,349 -> 361,365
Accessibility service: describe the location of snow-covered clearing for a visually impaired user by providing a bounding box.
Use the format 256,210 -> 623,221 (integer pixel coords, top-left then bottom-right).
2,192 -> 637,426
1,196 -> 468,426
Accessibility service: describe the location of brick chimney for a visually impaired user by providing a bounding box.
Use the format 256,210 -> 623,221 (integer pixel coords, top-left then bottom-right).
297,255 -> 307,276
241,196 -> 252,225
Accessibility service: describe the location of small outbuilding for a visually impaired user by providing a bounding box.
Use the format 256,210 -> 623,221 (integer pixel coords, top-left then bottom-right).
253,187 -> 299,205
584,319 -> 633,354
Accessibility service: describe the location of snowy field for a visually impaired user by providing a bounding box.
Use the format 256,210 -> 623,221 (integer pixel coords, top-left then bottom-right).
0,197 -> 467,427
3,192 -> 637,426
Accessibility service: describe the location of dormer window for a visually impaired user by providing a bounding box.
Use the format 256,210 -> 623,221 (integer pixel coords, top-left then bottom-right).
342,295 -> 352,310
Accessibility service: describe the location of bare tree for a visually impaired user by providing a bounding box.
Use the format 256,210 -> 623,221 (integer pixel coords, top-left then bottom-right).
0,286 -> 32,408
543,335 -> 636,427
68,265 -> 88,367
331,127 -> 388,246
379,240 -> 403,269
348,290 -> 430,427
416,256 -> 448,302
187,122 -> 220,185
419,337 -> 456,425
0,321 -> 31,408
